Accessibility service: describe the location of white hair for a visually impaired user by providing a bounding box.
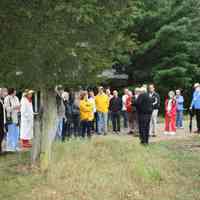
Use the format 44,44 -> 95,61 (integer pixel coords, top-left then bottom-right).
62,92 -> 69,100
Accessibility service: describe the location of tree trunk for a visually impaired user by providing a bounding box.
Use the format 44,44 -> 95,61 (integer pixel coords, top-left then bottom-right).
31,88 -> 57,171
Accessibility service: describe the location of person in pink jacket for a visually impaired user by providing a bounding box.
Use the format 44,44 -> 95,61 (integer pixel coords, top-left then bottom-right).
165,91 -> 177,135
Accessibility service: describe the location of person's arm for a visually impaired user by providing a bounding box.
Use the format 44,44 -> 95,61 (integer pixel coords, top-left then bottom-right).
80,101 -> 91,112
55,85 -> 62,97
4,97 -> 13,113
120,98 -> 123,111
109,98 -> 112,111
190,92 -> 196,109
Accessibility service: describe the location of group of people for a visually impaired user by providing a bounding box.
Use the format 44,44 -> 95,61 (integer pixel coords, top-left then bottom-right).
1,82 -> 200,154
0,88 -> 34,154
55,84 -> 161,145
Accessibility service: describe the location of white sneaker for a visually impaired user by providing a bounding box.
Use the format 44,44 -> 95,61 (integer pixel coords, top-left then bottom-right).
169,132 -> 176,135
6,148 -> 15,152
164,131 -> 169,135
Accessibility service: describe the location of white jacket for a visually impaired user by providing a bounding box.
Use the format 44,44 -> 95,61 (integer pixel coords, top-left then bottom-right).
20,97 -> 34,140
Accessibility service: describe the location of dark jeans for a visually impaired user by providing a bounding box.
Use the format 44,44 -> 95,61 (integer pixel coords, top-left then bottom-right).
121,111 -> 128,128
111,111 -> 121,132
0,125 -> 4,153
62,115 -> 80,141
72,115 -> 80,137
196,109 -> 200,132
91,112 -> 98,133
81,120 -> 91,138
138,114 -> 151,144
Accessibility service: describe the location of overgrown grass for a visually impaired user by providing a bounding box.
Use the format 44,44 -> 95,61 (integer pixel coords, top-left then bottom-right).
1,136 -> 200,200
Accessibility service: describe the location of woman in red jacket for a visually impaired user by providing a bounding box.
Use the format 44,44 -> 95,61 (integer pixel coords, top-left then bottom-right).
126,91 -> 134,134
165,91 -> 177,135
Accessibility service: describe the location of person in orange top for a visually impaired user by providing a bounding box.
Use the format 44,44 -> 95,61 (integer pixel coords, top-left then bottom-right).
80,91 -> 94,138
95,86 -> 109,135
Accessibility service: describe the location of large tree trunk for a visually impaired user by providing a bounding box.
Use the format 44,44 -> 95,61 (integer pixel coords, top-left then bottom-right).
31,88 -> 57,171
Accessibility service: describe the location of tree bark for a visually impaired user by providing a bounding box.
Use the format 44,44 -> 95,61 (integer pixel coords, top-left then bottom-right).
31,88 -> 57,171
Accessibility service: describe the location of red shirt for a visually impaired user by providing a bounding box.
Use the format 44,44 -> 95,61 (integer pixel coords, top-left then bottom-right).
126,95 -> 132,113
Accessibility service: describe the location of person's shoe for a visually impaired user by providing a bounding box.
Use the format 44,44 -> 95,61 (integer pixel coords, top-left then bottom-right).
169,132 -> 176,135
152,134 -> 156,137
16,147 -> 22,152
128,131 -> 134,135
6,148 -> 15,153
194,130 -> 200,134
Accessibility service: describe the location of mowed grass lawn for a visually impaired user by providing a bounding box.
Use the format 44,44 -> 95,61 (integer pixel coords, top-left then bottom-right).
1,135 -> 200,200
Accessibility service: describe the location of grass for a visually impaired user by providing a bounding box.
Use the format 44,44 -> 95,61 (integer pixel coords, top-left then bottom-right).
1,135 -> 200,200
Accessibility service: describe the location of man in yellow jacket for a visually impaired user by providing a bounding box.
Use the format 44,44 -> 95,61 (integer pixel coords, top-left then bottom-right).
80,91 -> 94,138
95,86 -> 109,135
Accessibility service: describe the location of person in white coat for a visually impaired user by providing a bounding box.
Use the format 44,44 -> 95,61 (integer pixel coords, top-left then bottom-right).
20,90 -> 34,148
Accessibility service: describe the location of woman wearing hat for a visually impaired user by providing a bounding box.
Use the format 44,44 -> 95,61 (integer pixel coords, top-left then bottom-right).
20,90 -> 34,148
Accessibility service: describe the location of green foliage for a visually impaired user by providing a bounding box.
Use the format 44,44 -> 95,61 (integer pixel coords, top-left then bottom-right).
120,0 -> 200,90
0,0 -> 137,89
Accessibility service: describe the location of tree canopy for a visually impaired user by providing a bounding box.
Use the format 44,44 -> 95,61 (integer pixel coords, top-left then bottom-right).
0,0 -> 137,89
116,0 -> 200,91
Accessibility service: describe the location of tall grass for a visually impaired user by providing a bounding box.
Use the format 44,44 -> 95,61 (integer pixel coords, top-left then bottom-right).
1,136 -> 200,200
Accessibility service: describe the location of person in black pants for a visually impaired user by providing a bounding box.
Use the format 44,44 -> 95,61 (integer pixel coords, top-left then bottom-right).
0,97 -> 5,154
109,90 -> 122,134
136,87 -> 153,145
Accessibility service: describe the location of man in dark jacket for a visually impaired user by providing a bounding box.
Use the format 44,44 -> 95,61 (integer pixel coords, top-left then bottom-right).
149,84 -> 160,137
136,87 -> 153,144
109,90 -> 122,133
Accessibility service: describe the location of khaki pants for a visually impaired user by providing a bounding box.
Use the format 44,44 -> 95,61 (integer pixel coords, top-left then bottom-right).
150,109 -> 159,135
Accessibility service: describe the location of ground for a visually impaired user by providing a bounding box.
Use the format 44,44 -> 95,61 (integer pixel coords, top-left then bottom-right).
1,122 -> 200,200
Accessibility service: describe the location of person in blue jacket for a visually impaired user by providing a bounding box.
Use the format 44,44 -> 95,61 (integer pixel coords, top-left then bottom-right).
176,90 -> 184,129
190,83 -> 200,133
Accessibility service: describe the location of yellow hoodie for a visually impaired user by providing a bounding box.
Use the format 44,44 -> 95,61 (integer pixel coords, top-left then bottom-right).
95,93 -> 109,113
80,99 -> 94,121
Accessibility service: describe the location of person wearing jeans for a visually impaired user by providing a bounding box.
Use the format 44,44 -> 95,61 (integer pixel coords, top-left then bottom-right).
190,83 -> 200,133
149,85 -> 160,137
4,88 -> 20,152
95,87 -> 109,135
122,88 -> 129,130
109,90 -> 122,134
176,89 -> 184,129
